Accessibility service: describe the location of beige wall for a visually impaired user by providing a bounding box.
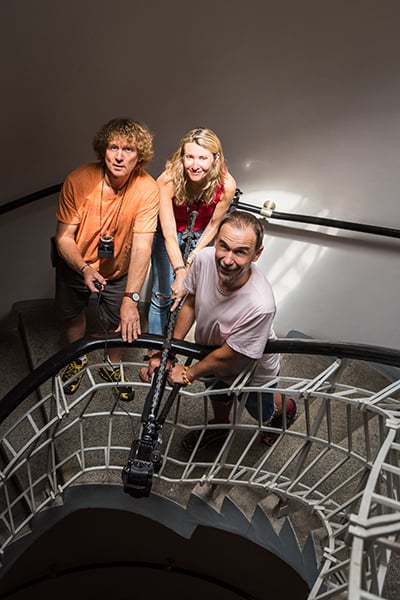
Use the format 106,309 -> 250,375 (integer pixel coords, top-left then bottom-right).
1,0 -> 400,347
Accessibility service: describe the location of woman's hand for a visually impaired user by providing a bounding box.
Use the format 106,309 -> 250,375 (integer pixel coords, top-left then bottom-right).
170,269 -> 188,311
139,352 -> 174,383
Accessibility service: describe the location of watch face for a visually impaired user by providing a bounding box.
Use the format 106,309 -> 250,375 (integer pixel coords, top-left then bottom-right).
131,292 -> 140,302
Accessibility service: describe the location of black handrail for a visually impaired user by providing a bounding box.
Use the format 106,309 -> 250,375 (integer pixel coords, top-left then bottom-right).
1,334 -> 399,424
0,184 -> 62,216
2,183 -> 400,241
232,197 -> 400,240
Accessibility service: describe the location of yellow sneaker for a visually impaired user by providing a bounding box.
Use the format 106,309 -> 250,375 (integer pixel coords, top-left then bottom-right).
98,365 -> 135,402
60,357 -> 88,394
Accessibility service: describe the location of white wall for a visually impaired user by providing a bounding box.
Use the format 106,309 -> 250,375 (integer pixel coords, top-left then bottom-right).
1,0 -> 399,348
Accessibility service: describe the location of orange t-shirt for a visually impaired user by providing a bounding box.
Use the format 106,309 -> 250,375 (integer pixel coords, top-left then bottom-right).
56,163 -> 159,280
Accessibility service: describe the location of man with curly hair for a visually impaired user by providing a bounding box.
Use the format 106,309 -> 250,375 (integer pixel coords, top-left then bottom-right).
55,118 -> 159,401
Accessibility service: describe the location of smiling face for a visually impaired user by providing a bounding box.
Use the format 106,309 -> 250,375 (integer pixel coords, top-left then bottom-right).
183,141 -> 216,184
104,136 -> 139,185
214,222 -> 264,290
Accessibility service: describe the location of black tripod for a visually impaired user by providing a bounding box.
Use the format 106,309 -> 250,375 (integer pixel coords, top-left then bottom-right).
122,210 -> 199,498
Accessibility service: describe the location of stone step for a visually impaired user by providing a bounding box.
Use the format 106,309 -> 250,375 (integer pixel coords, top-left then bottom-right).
0,324 -> 31,400
1,302 -> 399,598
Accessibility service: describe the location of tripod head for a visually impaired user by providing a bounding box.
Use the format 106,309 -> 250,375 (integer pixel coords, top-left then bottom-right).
122,434 -> 162,498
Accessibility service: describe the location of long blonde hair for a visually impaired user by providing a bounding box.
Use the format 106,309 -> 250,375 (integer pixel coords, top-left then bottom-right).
165,128 -> 228,206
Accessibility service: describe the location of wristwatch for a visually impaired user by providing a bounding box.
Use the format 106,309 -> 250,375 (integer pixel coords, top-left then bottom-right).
123,292 -> 141,302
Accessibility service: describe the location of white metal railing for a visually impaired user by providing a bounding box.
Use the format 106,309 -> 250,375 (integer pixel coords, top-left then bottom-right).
1,342 -> 400,599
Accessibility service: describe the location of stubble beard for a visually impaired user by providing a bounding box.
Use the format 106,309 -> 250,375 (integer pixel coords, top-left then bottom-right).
216,263 -> 243,287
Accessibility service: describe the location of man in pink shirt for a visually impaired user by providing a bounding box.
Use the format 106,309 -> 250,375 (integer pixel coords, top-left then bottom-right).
147,210 -> 297,449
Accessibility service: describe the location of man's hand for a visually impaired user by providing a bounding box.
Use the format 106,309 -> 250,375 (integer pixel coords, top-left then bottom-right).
82,266 -> 106,293
139,352 -> 176,383
167,364 -> 190,386
145,358 -> 194,387
118,297 -> 142,342
120,231 -> 154,341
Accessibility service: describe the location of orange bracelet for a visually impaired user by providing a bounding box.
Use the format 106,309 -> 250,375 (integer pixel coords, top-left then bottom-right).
181,366 -> 193,386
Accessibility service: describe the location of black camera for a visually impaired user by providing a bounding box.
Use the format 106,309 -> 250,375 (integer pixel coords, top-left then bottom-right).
98,235 -> 114,259
122,438 -> 162,498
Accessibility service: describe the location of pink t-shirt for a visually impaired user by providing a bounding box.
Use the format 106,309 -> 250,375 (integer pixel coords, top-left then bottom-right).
184,247 -> 280,385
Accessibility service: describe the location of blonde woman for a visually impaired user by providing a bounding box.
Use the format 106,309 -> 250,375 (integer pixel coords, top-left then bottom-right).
147,127 -> 237,344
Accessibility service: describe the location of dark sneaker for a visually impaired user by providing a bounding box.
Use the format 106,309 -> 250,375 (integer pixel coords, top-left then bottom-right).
261,398 -> 298,446
98,365 -> 135,402
60,357 -> 88,395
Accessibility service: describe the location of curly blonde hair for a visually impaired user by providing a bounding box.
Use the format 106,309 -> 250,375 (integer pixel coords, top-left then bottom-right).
165,127 -> 228,206
92,118 -> 154,174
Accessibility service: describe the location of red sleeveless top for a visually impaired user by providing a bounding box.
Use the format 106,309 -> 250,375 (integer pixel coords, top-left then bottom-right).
173,183 -> 224,232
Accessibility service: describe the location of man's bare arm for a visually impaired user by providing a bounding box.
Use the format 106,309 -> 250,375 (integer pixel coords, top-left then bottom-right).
119,232 -> 154,342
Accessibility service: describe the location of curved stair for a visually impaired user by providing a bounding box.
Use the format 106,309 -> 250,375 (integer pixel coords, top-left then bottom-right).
0,301 -> 400,599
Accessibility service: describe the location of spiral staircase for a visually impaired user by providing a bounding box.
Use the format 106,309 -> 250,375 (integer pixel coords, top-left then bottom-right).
0,299 -> 399,599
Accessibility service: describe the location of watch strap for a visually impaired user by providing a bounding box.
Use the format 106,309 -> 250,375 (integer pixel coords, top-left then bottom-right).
123,292 -> 140,302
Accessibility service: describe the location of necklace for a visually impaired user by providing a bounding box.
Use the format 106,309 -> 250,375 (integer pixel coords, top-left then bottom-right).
99,171 -> 131,238
104,175 -> 130,193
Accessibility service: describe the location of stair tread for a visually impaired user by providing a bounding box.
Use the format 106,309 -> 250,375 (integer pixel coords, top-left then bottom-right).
0,328 -> 30,399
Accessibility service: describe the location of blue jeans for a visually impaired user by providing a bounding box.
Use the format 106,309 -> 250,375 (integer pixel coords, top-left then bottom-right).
147,229 -> 203,336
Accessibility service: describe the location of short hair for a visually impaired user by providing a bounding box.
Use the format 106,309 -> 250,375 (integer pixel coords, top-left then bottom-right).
217,210 -> 265,250
92,118 -> 154,173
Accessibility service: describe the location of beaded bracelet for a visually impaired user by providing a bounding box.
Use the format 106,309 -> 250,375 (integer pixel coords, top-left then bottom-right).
181,366 -> 193,386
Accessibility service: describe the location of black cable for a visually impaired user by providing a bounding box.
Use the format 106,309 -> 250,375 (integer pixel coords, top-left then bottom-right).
92,281 -> 112,363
